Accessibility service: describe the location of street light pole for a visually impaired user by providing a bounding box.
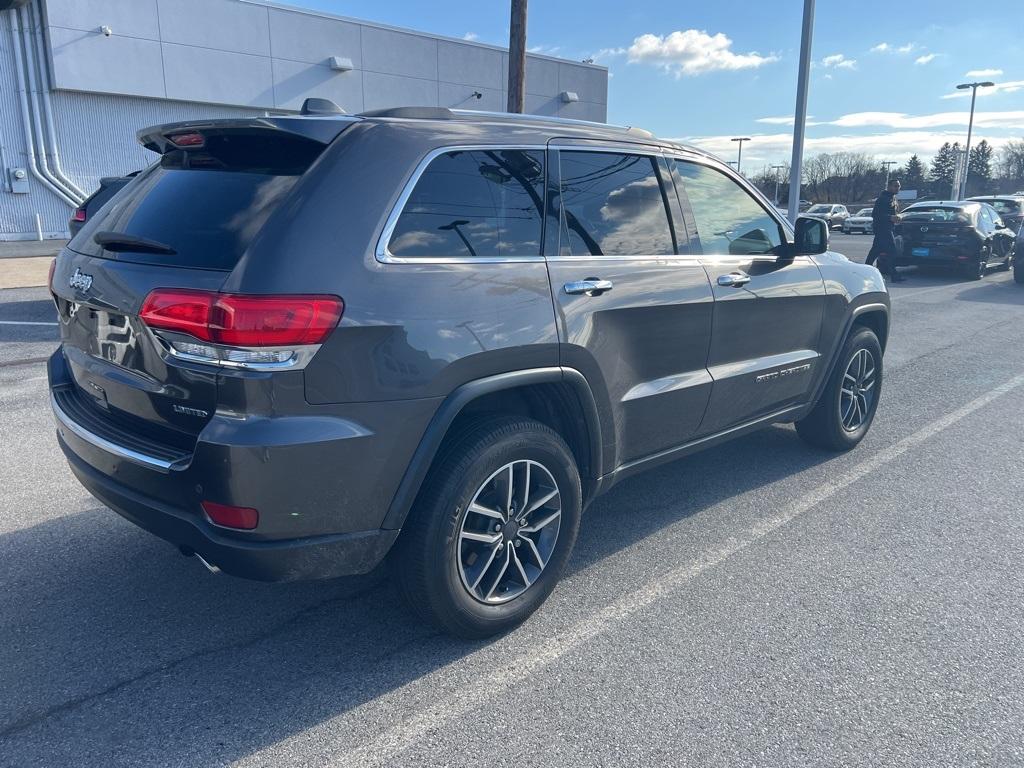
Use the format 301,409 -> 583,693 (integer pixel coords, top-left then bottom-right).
787,0 -> 815,224
881,160 -> 896,184
955,80 -> 994,199
771,163 -> 786,204
731,137 -> 750,174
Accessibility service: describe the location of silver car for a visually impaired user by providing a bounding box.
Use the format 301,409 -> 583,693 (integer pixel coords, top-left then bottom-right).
843,207 -> 874,234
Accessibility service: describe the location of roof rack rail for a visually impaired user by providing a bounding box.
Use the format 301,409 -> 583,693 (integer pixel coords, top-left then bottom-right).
354,106 -> 655,139
358,106 -> 455,120
450,109 -> 655,139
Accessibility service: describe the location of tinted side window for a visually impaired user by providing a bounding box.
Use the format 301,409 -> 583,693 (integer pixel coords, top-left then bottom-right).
673,160 -> 783,255
557,151 -> 675,256
388,149 -> 545,258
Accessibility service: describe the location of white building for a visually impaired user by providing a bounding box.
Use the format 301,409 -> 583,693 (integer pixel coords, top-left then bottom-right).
0,0 -> 609,240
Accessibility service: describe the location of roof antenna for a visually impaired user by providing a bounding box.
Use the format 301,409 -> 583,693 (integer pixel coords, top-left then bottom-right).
300,97 -> 346,116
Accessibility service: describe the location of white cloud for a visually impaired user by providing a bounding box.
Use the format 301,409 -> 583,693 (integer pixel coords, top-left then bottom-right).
462,32 -> 478,42
965,68 -> 1003,77
871,42 -> 916,54
941,80 -> 1024,99
828,110 -> 1024,129
527,44 -> 561,55
588,46 -> 627,62
821,53 -> 856,70
627,30 -> 778,76
757,116 -> 804,125
915,53 -> 938,65
678,131 -> 1014,169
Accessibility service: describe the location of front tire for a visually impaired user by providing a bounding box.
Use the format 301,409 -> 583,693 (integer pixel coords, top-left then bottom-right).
797,327 -> 883,451
392,416 -> 582,638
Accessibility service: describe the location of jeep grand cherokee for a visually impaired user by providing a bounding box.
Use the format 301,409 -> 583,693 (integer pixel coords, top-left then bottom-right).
49,104 -> 889,638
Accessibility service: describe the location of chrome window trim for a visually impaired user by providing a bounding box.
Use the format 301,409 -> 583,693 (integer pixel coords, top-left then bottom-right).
51,392 -> 185,474
375,144 -> 549,265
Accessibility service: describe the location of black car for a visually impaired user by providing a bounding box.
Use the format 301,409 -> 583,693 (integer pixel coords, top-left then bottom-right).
49,104 -> 889,637
967,195 -> 1024,235
68,174 -> 137,237
898,200 -> 1014,280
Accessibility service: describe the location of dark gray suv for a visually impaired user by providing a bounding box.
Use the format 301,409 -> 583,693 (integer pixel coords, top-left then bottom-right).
49,105 -> 889,637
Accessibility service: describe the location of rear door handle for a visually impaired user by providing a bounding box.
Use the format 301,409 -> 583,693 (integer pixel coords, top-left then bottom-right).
717,271 -> 751,288
564,278 -> 614,296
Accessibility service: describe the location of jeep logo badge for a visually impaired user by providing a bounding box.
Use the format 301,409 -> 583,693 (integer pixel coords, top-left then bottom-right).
69,267 -> 93,292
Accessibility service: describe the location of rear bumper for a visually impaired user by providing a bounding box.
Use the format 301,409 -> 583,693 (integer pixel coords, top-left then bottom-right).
898,243 -> 979,267
61,442 -> 398,581
47,347 -> 435,580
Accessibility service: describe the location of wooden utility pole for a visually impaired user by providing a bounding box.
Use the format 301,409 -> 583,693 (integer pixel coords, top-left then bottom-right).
507,0 -> 527,113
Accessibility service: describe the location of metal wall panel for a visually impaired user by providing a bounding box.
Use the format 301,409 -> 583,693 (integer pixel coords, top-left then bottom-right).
0,0 -> 609,239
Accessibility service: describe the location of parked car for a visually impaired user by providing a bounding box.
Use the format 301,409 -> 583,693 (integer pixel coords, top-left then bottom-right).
804,203 -> 849,230
966,195 -> 1024,235
68,173 -> 138,236
842,207 -> 874,234
1015,225 -> 1024,284
898,200 -> 1014,280
49,104 -> 890,637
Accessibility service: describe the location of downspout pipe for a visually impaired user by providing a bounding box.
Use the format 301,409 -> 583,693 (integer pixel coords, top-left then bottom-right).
18,6 -> 83,204
7,8 -> 78,208
26,1 -> 87,199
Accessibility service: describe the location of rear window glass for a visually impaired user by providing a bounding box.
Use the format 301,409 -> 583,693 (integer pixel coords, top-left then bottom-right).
902,207 -> 969,223
558,151 -> 675,256
987,199 -> 1021,215
388,149 -> 546,259
69,134 -> 323,270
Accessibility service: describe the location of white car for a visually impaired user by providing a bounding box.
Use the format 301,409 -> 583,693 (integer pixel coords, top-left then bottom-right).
843,207 -> 874,234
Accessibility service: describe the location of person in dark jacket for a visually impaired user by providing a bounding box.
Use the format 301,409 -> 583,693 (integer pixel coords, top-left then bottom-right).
866,179 -> 905,282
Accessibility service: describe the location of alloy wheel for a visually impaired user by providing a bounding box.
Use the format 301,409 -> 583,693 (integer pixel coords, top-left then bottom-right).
839,348 -> 876,432
457,460 -> 561,604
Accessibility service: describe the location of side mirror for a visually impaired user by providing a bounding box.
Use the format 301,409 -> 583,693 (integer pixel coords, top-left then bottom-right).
793,216 -> 828,255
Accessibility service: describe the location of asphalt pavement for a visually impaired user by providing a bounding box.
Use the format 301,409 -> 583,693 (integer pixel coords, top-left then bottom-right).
2,234 -> 1023,767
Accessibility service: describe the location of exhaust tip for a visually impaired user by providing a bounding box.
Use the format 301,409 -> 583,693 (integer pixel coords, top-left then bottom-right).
179,545 -> 221,575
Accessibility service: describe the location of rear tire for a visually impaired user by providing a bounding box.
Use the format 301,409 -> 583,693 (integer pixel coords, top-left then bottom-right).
797,327 -> 882,452
962,249 -> 987,281
392,416 -> 581,638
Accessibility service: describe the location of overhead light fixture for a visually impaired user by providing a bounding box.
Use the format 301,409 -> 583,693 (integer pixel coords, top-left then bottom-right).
100,25 -> 112,36
560,91 -> 579,103
328,56 -> 354,72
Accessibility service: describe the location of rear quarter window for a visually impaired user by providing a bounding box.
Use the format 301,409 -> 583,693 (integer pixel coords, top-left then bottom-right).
387,149 -> 546,259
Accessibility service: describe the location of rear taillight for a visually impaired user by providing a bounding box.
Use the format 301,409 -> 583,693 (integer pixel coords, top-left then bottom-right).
201,500 -> 259,530
72,207 -> 87,222
139,289 -> 343,347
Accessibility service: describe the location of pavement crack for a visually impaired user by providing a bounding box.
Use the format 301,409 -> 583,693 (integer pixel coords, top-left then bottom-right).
0,579 -> 388,742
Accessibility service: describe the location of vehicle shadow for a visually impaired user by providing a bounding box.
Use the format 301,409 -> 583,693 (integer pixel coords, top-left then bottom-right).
955,275 -> 1024,306
0,424 -> 834,764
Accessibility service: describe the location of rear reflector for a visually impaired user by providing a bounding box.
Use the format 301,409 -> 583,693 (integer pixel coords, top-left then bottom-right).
202,500 -> 259,530
167,131 -> 205,148
72,207 -> 87,222
140,289 -> 343,347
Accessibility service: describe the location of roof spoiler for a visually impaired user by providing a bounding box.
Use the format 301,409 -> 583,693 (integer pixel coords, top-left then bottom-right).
137,114 -> 358,154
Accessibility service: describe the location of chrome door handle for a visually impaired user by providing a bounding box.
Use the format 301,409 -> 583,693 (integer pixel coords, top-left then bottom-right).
564,278 -> 614,296
717,271 -> 751,288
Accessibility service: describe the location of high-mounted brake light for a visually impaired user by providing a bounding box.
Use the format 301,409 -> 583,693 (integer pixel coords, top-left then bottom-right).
167,131 -> 205,148
139,289 -> 343,347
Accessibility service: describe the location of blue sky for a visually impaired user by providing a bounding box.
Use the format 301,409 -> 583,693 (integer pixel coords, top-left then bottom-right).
285,0 -> 1022,171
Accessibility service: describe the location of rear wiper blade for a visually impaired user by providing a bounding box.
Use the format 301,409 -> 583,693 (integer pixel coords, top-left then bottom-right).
93,231 -> 177,255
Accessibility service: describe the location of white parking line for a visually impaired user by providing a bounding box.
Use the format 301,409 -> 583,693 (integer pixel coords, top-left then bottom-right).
0,320 -> 58,326
322,369 -> 1024,768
